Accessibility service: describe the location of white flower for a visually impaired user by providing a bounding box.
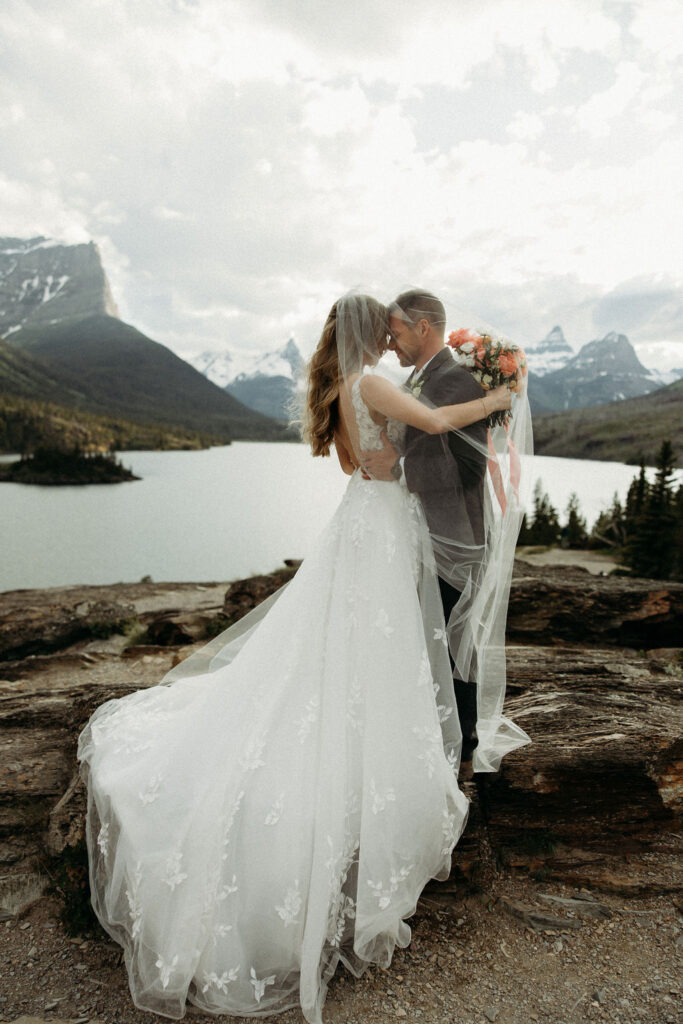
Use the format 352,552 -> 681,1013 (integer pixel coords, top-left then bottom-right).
367,864 -> 414,910
375,609 -> 394,638
217,874 -> 238,900
250,967 -> 277,1003
264,792 -> 285,826
297,696 -> 320,743
328,893 -> 356,947
275,880 -> 302,926
417,651 -> 431,689
370,778 -> 396,815
441,810 -> 458,855
202,966 -> 239,994
222,789 -> 245,853
163,848 -> 187,890
156,954 -> 178,989
460,341 -> 475,353
239,735 -> 266,771
139,773 -> 162,805
97,823 -> 109,857
125,862 -> 143,938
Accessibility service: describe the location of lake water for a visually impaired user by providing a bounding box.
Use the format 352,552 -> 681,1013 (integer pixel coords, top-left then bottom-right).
1,443 -> 679,592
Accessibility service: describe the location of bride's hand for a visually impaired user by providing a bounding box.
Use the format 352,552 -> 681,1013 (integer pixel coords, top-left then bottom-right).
487,384 -> 512,412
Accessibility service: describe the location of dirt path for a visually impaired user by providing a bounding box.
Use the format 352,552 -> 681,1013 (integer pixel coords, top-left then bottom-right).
1,874 -> 680,1024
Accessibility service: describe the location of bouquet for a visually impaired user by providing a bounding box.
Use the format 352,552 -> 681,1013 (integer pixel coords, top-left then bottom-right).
447,328 -> 527,427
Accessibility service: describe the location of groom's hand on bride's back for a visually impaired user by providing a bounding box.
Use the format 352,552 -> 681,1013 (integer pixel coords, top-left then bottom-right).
361,432 -> 399,481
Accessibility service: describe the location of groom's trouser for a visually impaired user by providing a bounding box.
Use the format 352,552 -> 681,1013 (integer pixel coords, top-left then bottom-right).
438,576 -> 478,762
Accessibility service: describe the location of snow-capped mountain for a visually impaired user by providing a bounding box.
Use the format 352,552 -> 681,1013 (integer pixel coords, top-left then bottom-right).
648,366 -> 683,387
528,331 -> 666,413
525,325 -> 574,377
0,236 -> 119,338
187,338 -> 304,422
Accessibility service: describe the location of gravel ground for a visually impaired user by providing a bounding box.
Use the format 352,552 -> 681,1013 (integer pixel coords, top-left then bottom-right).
1,874 -> 681,1024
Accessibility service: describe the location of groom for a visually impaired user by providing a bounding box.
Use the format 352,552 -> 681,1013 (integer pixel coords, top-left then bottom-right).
361,289 -> 488,767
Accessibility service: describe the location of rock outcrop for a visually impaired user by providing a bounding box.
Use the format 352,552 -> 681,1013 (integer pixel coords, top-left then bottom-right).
0,563 -> 681,918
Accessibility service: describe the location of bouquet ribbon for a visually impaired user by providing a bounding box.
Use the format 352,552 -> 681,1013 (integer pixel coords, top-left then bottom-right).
487,426 -> 521,515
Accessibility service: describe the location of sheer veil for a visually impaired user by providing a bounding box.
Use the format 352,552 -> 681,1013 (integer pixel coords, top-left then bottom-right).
388,290 -> 533,772
163,290 -> 533,774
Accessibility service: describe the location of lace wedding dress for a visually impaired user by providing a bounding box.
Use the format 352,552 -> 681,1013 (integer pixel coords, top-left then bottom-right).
78,380 -> 469,1024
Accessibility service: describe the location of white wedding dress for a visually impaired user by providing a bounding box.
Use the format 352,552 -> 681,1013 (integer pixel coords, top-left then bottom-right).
78,380 -> 469,1024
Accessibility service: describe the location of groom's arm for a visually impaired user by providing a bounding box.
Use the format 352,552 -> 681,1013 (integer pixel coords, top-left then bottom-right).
360,431 -> 401,481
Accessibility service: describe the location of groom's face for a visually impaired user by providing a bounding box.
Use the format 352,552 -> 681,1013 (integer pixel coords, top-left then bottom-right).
387,314 -> 423,367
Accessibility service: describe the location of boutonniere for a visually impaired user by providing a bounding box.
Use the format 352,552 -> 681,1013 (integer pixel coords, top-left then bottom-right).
408,378 -> 424,398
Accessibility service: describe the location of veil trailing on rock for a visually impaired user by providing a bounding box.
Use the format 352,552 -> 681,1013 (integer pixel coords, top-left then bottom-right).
387,289 -> 533,772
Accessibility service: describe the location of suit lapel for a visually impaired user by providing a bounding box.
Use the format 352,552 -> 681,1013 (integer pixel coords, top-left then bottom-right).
417,347 -> 453,390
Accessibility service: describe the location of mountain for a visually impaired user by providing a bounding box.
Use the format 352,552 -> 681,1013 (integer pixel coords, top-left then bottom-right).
0,236 -> 118,337
8,314 -> 288,440
525,325 -> 574,377
0,236 -> 289,442
0,336 -> 85,405
527,332 -> 665,414
187,338 -> 305,421
532,377 -> 683,466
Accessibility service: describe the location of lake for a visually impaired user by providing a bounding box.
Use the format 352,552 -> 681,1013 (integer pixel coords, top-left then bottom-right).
1,444 -> 679,592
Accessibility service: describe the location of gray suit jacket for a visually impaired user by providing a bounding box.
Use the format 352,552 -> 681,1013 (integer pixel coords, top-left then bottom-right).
403,347 -> 487,550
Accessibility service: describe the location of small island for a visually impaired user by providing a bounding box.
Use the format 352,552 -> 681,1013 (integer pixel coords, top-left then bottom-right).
0,445 -> 139,485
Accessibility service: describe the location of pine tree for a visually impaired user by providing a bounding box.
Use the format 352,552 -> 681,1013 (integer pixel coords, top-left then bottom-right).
564,492 -> 588,548
622,441 -> 680,579
591,492 -> 625,549
524,480 -> 561,545
675,483 -> 683,581
624,458 -> 648,532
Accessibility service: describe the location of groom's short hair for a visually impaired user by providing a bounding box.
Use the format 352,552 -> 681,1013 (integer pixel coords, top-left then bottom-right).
390,290 -> 446,333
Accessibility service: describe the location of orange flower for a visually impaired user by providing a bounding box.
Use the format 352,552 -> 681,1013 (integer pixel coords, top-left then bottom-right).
448,328 -> 479,348
498,352 -> 519,377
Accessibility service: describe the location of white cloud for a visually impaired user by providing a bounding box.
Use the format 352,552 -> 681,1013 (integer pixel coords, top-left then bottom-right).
0,0 -> 681,366
572,61 -> 646,138
506,111 -> 545,141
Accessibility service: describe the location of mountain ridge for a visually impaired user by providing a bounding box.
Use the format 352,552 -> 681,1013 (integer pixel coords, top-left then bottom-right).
532,377 -> 683,466
187,337 -> 305,421
8,314 -> 289,440
0,236 -> 289,442
527,330 -> 671,413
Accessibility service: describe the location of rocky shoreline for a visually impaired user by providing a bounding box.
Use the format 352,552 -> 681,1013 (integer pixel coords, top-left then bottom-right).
0,561 -> 681,1023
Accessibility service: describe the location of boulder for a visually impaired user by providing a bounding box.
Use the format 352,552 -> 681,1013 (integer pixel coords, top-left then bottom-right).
507,562 -> 683,648
0,597 -> 137,662
0,565 -> 681,913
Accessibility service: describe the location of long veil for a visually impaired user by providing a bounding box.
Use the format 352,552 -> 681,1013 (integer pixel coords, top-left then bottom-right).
395,290 -> 533,772
163,290 -> 532,775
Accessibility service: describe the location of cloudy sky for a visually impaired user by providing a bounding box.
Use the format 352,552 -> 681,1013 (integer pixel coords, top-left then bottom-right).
1,0 -> 682,369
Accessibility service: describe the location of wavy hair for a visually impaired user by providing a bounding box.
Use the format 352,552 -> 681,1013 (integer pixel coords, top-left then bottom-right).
303,296 -> 387,457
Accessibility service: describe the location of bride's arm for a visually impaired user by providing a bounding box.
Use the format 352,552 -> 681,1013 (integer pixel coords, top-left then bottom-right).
359,375 -> 509,434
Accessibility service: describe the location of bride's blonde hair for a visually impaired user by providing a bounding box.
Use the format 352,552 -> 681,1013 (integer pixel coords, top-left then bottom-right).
303,296 -> 387,457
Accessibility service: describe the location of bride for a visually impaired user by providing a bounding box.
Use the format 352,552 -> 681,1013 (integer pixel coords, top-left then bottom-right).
77,293 -> 516,1024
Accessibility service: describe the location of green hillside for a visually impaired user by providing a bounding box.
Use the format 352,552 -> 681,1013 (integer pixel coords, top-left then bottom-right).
532,378 -> 683,466
9,315 -> 290,441
0,393 -> 218,453
0,337 -> 87,405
